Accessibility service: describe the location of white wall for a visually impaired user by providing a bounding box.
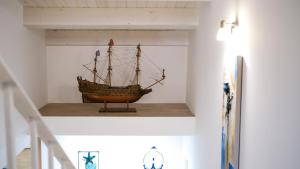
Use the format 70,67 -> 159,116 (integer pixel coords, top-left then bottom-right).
46,31 -> 188,103
186,0 -> 300,169
238,0 -> 300,168
185,2 -> 230,169
43,136 -> 186,169
0,0 -> 47,108
0,0 -> 46,167
43,116 -> 195,135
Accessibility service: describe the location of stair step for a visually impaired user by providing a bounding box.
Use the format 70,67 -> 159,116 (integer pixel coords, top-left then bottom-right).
17,148 -> 31,169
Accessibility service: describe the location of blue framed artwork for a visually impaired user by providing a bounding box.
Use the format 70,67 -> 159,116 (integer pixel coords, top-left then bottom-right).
78,151 -> 99,169
221,56 -> 243,169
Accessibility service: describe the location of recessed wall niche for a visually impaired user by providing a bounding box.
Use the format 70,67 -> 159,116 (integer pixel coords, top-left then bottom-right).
46,30 -> 188,103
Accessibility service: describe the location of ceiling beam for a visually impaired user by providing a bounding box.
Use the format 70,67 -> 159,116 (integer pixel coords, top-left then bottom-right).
23,7 -> 199,30
46,30 -> 189,46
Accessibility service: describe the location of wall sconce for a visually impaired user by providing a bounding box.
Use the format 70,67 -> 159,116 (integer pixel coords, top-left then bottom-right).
217,20 -> 238,41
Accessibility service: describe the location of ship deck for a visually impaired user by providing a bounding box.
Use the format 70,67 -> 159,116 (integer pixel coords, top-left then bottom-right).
40,103 -> 194,117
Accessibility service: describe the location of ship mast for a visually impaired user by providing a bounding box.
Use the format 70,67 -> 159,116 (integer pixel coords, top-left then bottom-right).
93,50 -> 100,83
135,43 -> 141,85
107,39 -> 114,86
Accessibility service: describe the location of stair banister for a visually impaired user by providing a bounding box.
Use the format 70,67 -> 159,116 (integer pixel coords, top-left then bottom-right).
29,119 -> 39,169
0,56 -> 76,169
2,83 -> 16,169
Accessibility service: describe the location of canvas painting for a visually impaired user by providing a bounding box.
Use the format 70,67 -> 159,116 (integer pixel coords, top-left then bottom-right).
78,151 -> 99,169
221,56 -> 243,169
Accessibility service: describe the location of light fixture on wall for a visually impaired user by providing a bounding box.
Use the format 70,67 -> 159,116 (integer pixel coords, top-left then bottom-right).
217,20 -> 238,41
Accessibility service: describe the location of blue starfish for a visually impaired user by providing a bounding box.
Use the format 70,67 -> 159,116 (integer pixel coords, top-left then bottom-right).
83,152 -> 96,165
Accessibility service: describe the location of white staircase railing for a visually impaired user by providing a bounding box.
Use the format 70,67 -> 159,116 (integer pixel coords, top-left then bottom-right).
0,56 -> 76,169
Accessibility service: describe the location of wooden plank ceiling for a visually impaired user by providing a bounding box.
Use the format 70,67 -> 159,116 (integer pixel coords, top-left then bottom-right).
23,0 -> 206,8
23,0 -> 207,29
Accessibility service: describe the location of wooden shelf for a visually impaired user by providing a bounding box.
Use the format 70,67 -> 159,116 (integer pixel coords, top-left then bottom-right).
40,103 -> 194,117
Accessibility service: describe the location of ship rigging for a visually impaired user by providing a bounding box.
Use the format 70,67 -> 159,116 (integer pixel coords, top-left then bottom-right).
77,39 -> 165,112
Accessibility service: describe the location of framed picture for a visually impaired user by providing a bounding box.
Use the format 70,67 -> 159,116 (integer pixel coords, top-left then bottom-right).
78,151 -> 99,169
221,56 -> 243,169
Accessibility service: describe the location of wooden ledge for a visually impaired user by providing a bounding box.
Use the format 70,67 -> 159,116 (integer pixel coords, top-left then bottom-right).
40,103 -> 194,117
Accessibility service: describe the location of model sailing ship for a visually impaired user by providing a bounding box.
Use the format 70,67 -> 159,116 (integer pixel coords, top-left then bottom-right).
77,39 -> 165,111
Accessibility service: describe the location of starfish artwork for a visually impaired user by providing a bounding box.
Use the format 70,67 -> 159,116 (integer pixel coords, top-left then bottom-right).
79,151 -> 98,169
83,152 -> 96,165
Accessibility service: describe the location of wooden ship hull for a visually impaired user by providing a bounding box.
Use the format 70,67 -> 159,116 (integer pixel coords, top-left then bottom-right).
77,77 -> 152,103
